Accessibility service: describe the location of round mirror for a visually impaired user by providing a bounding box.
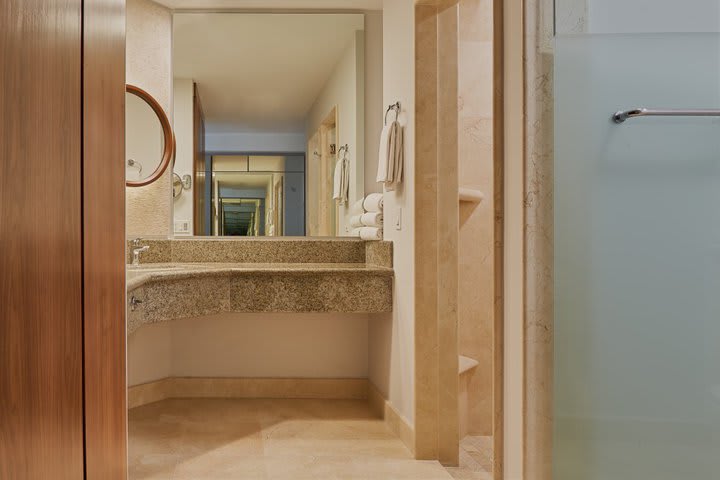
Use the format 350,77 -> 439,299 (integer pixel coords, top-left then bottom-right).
126,84 -> 175,187
172,173 -> 184,199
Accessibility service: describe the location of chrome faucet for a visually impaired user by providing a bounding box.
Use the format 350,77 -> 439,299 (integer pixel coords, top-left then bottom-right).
131,238 -> 149,266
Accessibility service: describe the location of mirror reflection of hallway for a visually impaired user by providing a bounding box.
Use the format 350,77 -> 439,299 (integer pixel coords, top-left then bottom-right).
208,155 -> 305,237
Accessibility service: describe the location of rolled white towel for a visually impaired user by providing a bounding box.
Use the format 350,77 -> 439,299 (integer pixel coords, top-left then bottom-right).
359,227 -> 383,241
360,212 -> 383,227
349,215 -> 364,228
350,199 -> 365,215
363,193 -> 384,212
349,228 -> 362,237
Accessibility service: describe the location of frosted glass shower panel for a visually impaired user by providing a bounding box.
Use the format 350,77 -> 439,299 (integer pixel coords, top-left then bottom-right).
554,33 -> 720,480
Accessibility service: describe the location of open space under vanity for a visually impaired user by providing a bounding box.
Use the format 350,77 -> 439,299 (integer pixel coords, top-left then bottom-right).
126,238 -> 436,479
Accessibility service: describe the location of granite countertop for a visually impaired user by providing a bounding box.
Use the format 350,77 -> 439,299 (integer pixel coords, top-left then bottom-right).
126,262 -> 394,292
125,240 -> 394,332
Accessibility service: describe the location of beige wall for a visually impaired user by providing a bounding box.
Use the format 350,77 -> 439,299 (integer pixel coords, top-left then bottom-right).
126,0 -> 173,238
457,0 -> 495,437
306,30 -> 365,236
172,77 -> 194,236
363,12 -> 384,196
524,0 -> 558,478
128,313 -> 369,387
367,0 -> 416,427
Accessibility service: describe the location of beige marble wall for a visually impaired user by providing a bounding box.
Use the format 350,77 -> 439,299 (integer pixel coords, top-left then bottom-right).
458,0 -> 495,437
414,0 -> 460,465
126,0 -> 173,237
523,0 -> 578,478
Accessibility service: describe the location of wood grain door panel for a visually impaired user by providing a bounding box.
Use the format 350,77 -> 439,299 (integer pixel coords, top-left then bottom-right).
83,0 -> 127,478
0,0 -> 85,478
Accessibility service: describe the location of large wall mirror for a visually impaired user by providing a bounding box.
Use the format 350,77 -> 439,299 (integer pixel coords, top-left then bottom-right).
126,85 -> 175,187
170,13 -> 371,237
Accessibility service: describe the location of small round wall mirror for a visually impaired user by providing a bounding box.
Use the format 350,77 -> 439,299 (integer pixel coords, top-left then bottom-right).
126,84 -> 175,187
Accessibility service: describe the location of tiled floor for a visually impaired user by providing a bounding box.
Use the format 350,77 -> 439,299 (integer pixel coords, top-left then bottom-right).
445,436 -> 493,480
128,398 -> 455,479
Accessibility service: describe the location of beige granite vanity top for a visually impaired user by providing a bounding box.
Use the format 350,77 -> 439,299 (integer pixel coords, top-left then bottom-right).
127,262 -> 393,292
126,240 -> 394,332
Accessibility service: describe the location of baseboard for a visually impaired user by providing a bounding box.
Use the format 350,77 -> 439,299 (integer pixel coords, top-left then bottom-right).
128,377 -> 368,409
368,382 -> 416,456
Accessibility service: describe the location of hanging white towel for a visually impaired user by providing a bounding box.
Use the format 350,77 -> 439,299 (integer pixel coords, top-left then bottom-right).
376,120 -> 405,191
363,193 -> 384,212
376,124 -> 392,183
385,122 -> 405,190
360,212 -> 383,227
332,155 -> 349,205
359,227 -> 383,241
333,159 -> 343,200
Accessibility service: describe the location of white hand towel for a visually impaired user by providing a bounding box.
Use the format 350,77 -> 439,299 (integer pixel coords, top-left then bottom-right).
349,228 -> 362,237
384,121 -> 405,191
376,125 -> 392,183
392,124 -> 404,185
360,212 -> 383,227
349,215 -> 364,228
340,156 -> 349,205
333,159 -> 343,200
333,157 -> 350,205
363,193 -> 384,212
359,227 -> 383,241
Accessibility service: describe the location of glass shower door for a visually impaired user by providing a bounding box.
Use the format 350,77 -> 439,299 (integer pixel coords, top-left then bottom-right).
554,3 -> 720,479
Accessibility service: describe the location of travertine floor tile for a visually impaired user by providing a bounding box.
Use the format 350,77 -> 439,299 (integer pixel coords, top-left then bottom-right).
129,398 -> 454,480
446,435 -> 494,480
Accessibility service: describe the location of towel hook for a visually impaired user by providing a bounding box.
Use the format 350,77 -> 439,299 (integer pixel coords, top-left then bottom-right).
384,101 -> 401,125
338,144 -> 349,158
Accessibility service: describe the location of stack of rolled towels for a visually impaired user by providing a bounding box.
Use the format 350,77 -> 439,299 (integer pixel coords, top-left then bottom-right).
349,193 -> 384,240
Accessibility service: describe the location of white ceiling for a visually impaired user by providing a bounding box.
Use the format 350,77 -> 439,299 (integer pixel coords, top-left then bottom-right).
158,0 -> 382,11
173,13 -> 364,134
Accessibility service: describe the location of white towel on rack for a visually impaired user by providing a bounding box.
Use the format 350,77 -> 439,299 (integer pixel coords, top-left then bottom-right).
376,120 -> 405,191
349,214 -> 364,228
333,155 -> 349,205
363,193 -> 384,212
360,212 -> 383,227
387,121 -> 404,191
359,227 -> 383,241
376,124 -> 391,183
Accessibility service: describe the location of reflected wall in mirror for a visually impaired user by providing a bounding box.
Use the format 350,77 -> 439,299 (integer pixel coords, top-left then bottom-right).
171,13 -> 378,237
126,85 -> 175,187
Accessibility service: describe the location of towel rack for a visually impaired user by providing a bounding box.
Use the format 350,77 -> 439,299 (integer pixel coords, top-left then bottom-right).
385,101 -> 401,125
612,107 -> 720,124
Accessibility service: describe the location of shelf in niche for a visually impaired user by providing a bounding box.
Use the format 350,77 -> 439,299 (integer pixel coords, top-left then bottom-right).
459,187 -> 484,204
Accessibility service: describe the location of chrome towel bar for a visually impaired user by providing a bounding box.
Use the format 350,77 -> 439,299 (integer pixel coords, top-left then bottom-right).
613,107 -> 720,124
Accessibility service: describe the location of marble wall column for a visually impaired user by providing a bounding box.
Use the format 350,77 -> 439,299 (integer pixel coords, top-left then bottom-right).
414,0 -> 460,466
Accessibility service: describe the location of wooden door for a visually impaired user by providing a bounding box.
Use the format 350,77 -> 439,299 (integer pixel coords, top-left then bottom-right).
83,0 -> 127,478
0,0 -> 85,477
0,1 -> 127,477
193,83 -> 206,235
